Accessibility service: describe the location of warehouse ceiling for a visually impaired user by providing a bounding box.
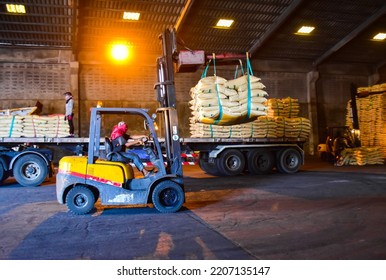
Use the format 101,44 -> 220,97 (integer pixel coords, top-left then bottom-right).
0,0 -> 385,68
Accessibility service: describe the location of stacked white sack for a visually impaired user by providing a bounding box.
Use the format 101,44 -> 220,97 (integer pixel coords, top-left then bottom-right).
189,74 -> 268,125
0,114 -> 70,137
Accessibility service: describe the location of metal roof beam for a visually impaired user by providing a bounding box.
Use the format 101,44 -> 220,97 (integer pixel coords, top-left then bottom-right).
248,0 -> 305,56
313,4 -> 386,67
0,21 -> 72,27
174,0 -> 195,32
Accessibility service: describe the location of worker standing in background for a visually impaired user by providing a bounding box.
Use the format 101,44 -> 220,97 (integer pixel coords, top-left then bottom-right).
64,91 -> 74,137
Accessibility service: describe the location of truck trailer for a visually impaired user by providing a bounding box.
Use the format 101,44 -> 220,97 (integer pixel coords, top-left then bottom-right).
1,28 -> 306,190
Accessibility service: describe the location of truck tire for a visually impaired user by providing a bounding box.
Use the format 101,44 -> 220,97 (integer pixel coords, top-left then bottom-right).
276,148 -> 301,174
0,164 -> 4,184
152,180 -> 184,213
247,149 -> 275,174
216,149 -> 245,176
0,157 -> 10,183
13,154 -> 48,187
198,153 -> 222,176
66,186 -> 95,215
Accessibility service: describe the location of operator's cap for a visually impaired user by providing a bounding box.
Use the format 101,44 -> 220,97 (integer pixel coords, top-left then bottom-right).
63,91 -> 72,96
118,121 -> 128,131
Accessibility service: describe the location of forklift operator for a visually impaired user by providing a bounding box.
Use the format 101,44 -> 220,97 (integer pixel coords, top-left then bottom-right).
110,121 -> 151,177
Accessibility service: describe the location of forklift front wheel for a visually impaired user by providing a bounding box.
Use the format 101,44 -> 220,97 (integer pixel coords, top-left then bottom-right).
66,186 -> 95,215
151,181 -> 184,213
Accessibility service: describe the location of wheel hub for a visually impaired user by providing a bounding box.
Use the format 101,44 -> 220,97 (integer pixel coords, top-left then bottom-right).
24,163 -> 40,178
75,194 -> 86,207
161,189 -> 177,206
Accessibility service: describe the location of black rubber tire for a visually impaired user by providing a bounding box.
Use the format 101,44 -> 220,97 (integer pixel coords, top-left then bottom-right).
276,148 -> 302,174
247,149 -> 275,175
216,149 -> 245,176
198,153 -> 222,176
66,186 -> 95,215
0,164 -> 4,185
13,154 -> 48,187
152,180 -> 184,213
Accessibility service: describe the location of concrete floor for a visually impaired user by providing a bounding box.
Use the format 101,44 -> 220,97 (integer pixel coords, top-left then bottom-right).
0,157 -> 385,260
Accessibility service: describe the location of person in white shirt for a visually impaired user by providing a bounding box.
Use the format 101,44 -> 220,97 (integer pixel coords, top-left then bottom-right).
64,91 -> 74,137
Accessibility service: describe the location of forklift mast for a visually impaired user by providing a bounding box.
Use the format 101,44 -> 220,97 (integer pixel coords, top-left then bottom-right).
155,28 -> 183,176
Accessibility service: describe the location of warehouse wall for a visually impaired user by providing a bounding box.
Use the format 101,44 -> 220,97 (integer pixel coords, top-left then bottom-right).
316,63 -> 371,143
378,65 -> 386,83
0,48 -> 380,155
0,48 -> 76,128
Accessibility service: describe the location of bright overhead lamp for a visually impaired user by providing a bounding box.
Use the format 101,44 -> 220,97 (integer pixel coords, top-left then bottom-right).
216,19 -> 234,28
296,26 -> 315,35
373,33 -> 386,41
108,42 -> 134,63
6,4 -> 26,14
123,11 -> 140,21
111,44 -> 130,61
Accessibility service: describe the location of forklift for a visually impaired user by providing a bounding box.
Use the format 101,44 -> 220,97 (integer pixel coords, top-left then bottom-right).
324,126 -> 357,162
322,84 -> 361,163
56,29 -> 185,214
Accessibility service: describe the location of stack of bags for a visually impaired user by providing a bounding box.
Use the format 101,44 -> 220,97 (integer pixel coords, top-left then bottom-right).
338,147 -> 384,166
0,114 -> 70,137
188,60 -> 311,139
356,83 -> 386,94
251,116 -> 278,138
277,117 -> 312,138
189,114 -> 311,139
266,97 -> 300,118
346,92 -> 386,158
265,97 -> 310,138
189,122 -> 234,138
189,74 -> 268,125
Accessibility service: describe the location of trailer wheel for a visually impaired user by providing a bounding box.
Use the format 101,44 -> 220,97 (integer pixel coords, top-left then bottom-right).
276,148 -> 301,174
152,180 -> 184,213
247,149 -> 275,174
216,149 -> 245,176
198,153 -> 221,176
66,186 -> 95,215
0,164 -> 4,184
13,154 -> 48,187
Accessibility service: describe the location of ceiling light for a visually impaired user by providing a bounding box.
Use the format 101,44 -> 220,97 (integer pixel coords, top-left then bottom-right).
216,19 -> 234,28
296,26 -> 315,34
373,33 -> 386,41
6,4 -> 26,14
123,12 -> 140,21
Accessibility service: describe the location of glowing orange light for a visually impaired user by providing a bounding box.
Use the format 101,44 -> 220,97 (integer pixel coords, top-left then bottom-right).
110,44 -> 130,61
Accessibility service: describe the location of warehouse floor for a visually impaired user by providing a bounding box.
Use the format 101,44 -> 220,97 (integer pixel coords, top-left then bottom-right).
0,157 -> 385,260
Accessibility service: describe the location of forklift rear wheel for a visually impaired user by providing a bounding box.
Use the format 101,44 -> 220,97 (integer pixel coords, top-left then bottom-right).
66,186 -> 95,215
152,181 -> 184,213
13,154 -> 48,187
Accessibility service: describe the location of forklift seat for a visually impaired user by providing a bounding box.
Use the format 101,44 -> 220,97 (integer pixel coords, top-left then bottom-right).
104,137 -> 131,164
104,137 -> 114,160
